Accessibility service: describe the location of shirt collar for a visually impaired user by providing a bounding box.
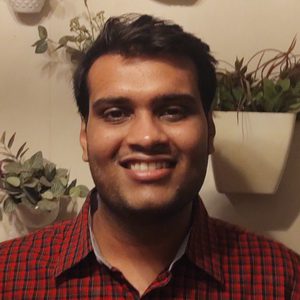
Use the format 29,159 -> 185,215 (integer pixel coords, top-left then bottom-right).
186,198 -> 224,286
89,193 -> 190,272
52,190 -> 224,286
52,189 -> 96,278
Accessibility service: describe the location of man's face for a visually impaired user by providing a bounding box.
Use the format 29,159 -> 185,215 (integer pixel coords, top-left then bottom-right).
80,54 -> 214,218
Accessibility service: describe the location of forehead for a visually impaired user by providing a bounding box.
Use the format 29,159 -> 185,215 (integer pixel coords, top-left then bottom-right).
87,54 -> 200,101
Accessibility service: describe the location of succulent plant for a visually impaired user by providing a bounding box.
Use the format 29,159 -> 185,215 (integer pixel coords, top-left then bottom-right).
0,132 -> 89,216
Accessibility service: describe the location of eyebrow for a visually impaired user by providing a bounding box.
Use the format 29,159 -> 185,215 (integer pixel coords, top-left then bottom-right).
92,93 -> 200,110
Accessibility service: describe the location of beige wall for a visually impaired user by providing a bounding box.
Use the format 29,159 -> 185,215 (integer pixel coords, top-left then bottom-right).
0,0 -> 300,253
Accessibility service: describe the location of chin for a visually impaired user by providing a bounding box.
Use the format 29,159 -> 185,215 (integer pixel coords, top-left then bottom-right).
99,186 -> 194,222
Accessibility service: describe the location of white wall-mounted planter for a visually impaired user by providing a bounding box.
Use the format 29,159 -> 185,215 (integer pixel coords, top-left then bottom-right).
211,111 -> 296,194
9,0 -> 46,13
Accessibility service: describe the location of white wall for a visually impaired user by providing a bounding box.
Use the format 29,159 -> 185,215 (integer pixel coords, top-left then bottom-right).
0,0 -> 300,253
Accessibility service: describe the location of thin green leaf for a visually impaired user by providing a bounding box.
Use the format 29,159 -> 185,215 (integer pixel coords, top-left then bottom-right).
8,132 -> 16,149
16,142 -> 27,159
20,148 -> 29,159
1,158 -> 14,163
0,131 -> 5,144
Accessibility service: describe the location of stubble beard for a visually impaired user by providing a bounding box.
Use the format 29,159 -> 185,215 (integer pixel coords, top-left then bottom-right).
89,162 -> 207,226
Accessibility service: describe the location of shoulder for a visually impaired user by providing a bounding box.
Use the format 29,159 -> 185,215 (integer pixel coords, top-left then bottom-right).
0,218 -> 73,267
212,217 -> 300,260
211,217 -> 300,288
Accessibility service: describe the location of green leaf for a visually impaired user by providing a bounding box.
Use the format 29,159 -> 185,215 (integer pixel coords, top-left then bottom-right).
22,187 -> 40,204
40,176 -> 52,187
277,78 -> 290,91
4,162 -> 22,174
56,168 -> 68,177
28,151 -> 43,170
289,102 -> 300,112
7,176 -> 21,187
0,131 -> 5,144
8,132 -> 16,149
45,163 -> 56,181
35,40 -> 48,54
0,158 -> 14,163
37,199 -> 59,212
41,190 -> 54,200
59,177 -> 68,187
16,142 -> 27,159
77,185 -> 89,197
58,35 -> 76,46
3,197 -> 16,214
50,178 -> 65,197
20,148 -> 29,159
23,178 -> 39,188
69,186 -> 80,197
38,25 -> 48,39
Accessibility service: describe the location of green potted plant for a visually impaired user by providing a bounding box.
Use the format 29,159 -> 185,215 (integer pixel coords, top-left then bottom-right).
0,132 -> 89,229
32,0 -> 105,63
212,38 -> 300,194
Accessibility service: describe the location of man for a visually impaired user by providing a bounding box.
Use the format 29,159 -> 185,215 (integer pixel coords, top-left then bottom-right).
0,14 -> 299,299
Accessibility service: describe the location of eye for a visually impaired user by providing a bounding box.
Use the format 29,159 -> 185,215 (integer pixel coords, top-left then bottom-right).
159,106 -> 187,121
102,107 -> 131,123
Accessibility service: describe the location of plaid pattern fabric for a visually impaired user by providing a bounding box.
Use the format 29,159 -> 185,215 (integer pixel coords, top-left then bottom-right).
0,191 -> 299,299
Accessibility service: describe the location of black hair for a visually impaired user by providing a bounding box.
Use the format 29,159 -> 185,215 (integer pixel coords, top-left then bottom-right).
73,14 -> 217,121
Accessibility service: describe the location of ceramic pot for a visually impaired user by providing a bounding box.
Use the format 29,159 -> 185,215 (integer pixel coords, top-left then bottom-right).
15,200 -> 60,229
212,111 -> 296,194
9,0 -> 46,13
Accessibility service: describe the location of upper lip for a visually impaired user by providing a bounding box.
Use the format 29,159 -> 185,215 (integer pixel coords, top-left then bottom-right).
119,155 -> 177,168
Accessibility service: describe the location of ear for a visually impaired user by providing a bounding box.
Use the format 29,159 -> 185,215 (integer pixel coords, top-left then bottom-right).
79,119 -> 89,162
207,111 -> 215,154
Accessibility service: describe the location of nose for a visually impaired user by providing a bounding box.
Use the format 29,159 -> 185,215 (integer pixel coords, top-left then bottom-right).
125,112 -> 169,153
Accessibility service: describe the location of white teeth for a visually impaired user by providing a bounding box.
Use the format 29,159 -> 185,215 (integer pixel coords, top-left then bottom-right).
140,163 -> 148,171
129,162 -> 170,171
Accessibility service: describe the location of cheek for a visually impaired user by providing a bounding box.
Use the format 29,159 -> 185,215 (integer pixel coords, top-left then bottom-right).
169,122 -> 208,155
86,126 -> 123,162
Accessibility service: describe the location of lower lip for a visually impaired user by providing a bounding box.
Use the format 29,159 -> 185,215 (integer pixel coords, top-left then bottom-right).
124,167 -> 173,182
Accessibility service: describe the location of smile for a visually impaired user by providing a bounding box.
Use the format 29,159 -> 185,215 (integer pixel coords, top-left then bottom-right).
128,161 -> 173,171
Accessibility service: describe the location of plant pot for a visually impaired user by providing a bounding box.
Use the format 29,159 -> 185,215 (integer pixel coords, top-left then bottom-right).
211,111 -> 296,194
15,200 -> 60,229
9,0 -> 46,13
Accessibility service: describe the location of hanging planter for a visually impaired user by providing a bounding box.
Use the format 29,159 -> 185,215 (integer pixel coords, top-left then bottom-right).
9,0 -> 46,13
15,199 -> 60,229
211,111 -> 296,194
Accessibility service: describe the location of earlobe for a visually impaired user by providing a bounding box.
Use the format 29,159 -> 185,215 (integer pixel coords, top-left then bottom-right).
80,120 -> 89,162
207,112 -> 215,154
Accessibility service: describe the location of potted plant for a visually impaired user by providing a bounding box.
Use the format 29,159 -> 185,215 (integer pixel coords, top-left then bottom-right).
0,132 -> 89,229
212,38 -> 300,194
32,0 -> 105,63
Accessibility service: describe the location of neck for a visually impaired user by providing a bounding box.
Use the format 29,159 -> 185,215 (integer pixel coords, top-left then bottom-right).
92,199 -> 194,295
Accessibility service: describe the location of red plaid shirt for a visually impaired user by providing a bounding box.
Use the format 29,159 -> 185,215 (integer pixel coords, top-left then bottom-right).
0,190 -> 299,299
